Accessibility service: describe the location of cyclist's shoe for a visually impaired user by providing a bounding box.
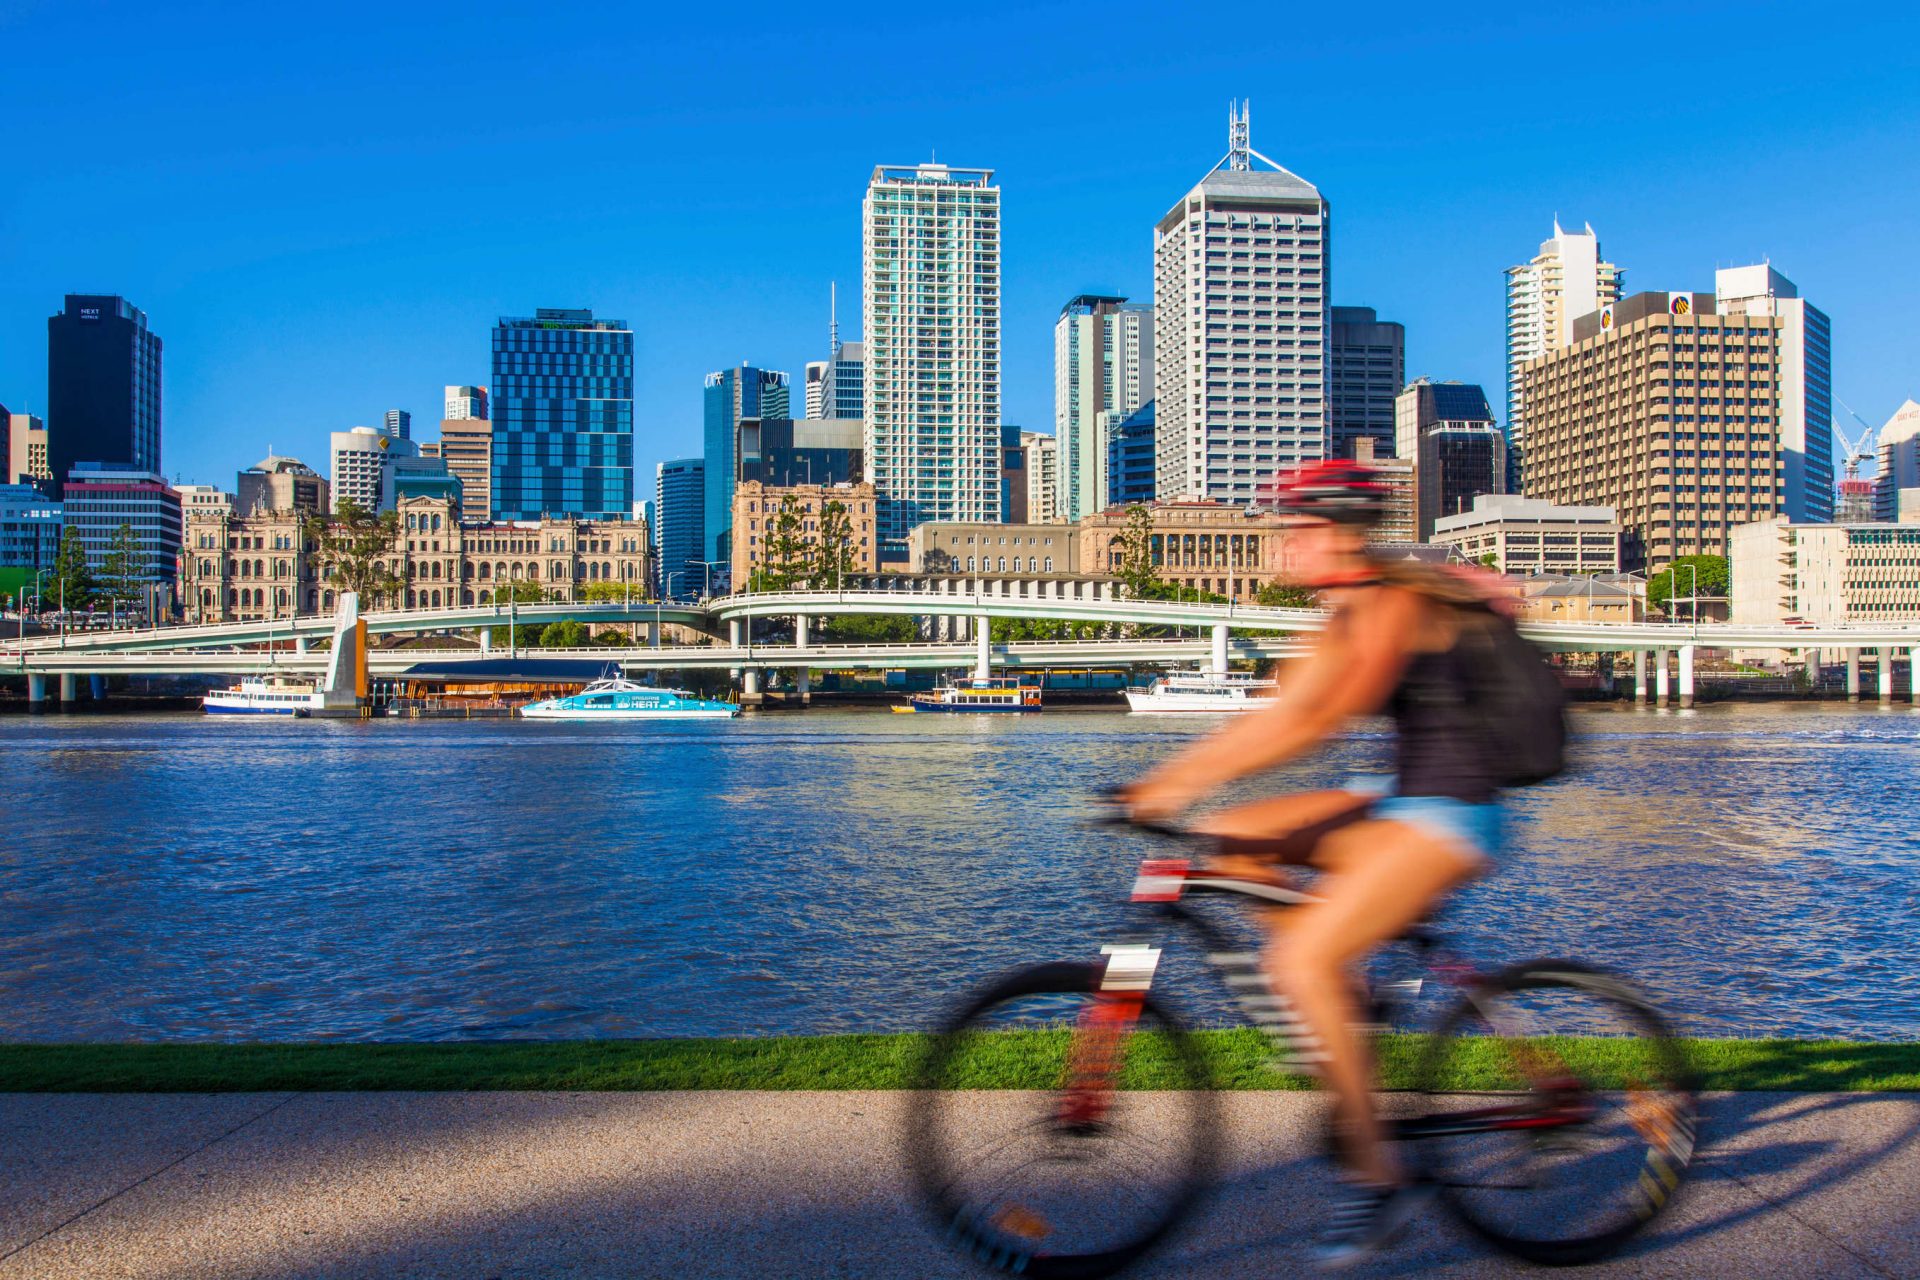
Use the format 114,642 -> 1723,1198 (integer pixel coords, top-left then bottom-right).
1312,1178 -> 1431,1269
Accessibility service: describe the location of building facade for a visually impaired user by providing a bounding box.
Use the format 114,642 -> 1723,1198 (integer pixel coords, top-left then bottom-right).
1106,403 -> 1157,506
181,496 -> 650,622
1732,518 -> 1920,626
1873,399 -> 1920,521
0,485 -> 62,580
907,521 -> 1081,577
1431,494 -> 1621,575
490,308 -> 634,522
1055,294 -> 1152,521
383,409 -> 412,441
703,364 -> 790,569
1522,286 -> 1815,572
863,162 -> 1003,555
654,457 -> 706,599
431,416 -> 493,518
62,463 -> 181,609
1022,431 -> 1060,524
47,295 -> 162,493
1328,306 -> 1405,460
1395,379 -> 1508,541
1001,424 -> 1028,523
1505,221 -> 1621,480
1077,500 -> 1302,600
1350,438 -> 1415,544
444,385 -> 489,421
735,417 -> 861,489
6,411 -> 50,488
237,454 -> 327,517
330,426 -> 419,513
820,340 -> 865,422
175,484 -> 234,520
1153,104 -> 1329,505
730,481 -> 879,585
803,361 -> 828,419
1715,265 -> 1832,522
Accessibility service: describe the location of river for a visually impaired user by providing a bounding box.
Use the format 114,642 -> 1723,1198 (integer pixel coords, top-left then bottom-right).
1,704 -> 1914,1042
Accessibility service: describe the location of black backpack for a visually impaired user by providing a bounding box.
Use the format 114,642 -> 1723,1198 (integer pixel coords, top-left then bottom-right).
1457,606 -> 1568,787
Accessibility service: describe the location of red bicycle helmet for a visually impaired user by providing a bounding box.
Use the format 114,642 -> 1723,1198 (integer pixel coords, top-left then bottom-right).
1268,460 -> 1391,525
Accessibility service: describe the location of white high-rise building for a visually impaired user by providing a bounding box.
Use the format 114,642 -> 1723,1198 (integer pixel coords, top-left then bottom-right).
330,425 -> 419,514
1873,399 -> 1920,521
1153,103 -> 1329,505
1506,220 -> 1622,473
1054,295 -> 1152,521
444,386 -> 489,421
1023,430 -> 1060,524
863,162 -> 1002,555
1716,264 -> 1833,523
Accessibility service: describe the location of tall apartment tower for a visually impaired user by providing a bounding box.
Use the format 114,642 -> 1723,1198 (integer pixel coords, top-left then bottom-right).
803,362 -> 829,419
1522,286 -> 1812,571
383,409 -> 412,441
1153,104 -> 1329,505
863,162 -> 1002,555
703,364 -> 790,570
1715,265 -> 1833,522
655,458 -> 706,598
1054,295 -> 1152,521
1328,306 -> 1405,460
1023,431 -> 1060,524
6,411 -> 50,488
1506,221 -> 1622,479
1874,400 -> 1920,521
46,294 -> 162,495
489,308 -> 634,521
445,386 -> 489,421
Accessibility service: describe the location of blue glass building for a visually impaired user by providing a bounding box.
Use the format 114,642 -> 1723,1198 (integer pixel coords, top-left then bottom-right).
490,308 -> 633,521
702,365 -> 789,568
655,458 -> 706,599
1107,402 -> 1156,505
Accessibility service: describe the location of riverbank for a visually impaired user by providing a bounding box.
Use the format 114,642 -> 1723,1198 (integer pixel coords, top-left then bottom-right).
4,1034 -> 1917,1092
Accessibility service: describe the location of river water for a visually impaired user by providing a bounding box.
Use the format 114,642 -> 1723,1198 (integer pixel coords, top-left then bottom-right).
1,704 -> 1915,1042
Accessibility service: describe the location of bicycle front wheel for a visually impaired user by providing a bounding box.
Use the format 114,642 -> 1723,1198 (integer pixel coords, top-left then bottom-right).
1413,960 -> 1698,1265
905,961 -> 1217,1279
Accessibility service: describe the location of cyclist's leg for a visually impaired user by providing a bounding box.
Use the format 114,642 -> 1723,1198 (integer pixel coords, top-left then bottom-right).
1264,819 -> 1485,1186
1195,789 -> 1372,872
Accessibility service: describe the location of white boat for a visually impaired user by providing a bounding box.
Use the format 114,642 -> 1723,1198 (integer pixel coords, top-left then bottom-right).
203,677 -> 326,716
519,675 -> 740,720
1123,670 -> 1278,714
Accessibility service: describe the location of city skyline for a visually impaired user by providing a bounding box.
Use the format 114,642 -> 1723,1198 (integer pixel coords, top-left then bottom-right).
1,5 -> 1916,494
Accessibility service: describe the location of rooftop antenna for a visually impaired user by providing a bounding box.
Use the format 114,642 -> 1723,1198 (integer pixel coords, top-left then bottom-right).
830,282 -> 839,351
1228,100 -> 1251,171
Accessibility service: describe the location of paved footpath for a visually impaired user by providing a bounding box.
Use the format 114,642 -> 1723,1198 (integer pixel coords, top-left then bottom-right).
0,1091 -> 1915,1279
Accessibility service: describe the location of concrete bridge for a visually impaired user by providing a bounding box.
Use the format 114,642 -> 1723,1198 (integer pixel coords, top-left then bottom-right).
7,585 -> 1920,709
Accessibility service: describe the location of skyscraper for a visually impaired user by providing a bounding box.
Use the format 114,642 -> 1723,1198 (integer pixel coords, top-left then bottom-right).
703,364 -> 790,569
489,308 -> 633,521
46,294 -> 162,494
6,411 -> 50,489
864,162 -> 1002,556
655,458 -> 706,599
1055,295 -> 1152,521
1153,104 -> 1329,505
330,426 -> 419,513
1715,265 -> 1833,523
1876,400 -> 1920,521
1328,306 -> 1405,460
1394,379 -> 1508,541
445,386 -> 489,421
1023,431 -> 1060,524
821,341 -> 864,422
383,409 -> 412,441
1105,403 -> 1157,506
1506,221 -> 1622,479
803,362 -> 828,419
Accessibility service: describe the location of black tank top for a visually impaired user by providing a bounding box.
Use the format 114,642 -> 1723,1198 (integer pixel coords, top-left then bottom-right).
1388,624 -> 1498,803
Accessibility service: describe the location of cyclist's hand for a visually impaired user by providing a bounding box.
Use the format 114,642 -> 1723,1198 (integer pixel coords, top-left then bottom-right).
1122,776 -> 1205,824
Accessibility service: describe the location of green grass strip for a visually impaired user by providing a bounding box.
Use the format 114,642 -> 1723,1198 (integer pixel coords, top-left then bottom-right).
0,1032 -> 1916,1093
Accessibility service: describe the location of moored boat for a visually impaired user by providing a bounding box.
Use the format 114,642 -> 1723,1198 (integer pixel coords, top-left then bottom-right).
519,675 -> 739,720
904,676 -> 1042,713
1123,670 -> 1278,713
203,677 -> 326,716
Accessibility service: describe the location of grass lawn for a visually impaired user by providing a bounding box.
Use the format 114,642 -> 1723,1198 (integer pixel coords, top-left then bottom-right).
0,1032 -> 1916,1093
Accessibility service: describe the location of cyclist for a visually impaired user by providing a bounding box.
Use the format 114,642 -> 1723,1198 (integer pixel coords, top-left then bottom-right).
1121,459 -> 1517,1267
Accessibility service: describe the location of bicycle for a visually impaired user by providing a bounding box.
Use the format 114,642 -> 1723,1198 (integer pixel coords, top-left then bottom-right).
906,801 -> 1698,1277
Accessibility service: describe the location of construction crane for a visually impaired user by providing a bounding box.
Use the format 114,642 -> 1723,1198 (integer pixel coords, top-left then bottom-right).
1832,397 -> 1878,481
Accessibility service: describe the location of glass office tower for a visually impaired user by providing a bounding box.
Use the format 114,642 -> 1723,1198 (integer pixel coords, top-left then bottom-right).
47,294 -> 162,496
702,364 -> 789,569
490,308 -> 633,521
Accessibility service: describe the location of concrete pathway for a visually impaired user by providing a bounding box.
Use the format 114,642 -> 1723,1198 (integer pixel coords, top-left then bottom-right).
0,1091 -> 1915,1279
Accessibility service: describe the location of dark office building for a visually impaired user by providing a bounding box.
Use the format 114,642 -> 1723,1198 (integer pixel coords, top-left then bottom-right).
703,364 -> 790,566
1107,402 -> 1157,505
1329,306 -> 1405,460
735,417 -> 863,489
489,308 -> 633,521
1395,379 -> 1508,540
655,457 -> 706,600
47,295 -> 162,494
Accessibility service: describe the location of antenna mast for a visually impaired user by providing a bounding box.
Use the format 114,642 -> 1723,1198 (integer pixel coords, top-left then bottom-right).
1228,100 -> 1251,171
830,282 -> 839,351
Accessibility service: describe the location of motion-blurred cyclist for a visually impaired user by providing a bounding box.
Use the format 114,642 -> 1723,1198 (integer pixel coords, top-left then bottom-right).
1121,459 -> 1563,1267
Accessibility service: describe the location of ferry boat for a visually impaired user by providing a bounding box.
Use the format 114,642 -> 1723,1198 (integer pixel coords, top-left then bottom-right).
203,677 -> 326,716
1123,670 -> 1279,714
902,676 -> 1043,713
519,676 -> 740,720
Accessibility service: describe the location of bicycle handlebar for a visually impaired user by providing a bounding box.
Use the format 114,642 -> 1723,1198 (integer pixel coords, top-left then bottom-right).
1087,785 -> 1203,842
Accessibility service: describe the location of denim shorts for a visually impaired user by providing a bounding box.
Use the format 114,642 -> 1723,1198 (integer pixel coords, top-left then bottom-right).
1349,776 -> 1504,860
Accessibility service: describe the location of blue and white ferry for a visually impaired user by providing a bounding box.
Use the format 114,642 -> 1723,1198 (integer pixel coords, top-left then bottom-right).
203,677 -> 325,716
519,675 -> 740,721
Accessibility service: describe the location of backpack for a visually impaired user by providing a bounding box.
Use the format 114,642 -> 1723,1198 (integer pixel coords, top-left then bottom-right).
1457,606 -> 1568,787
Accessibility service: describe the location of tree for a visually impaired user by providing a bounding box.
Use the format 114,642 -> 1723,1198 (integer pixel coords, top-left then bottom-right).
1648,555 -> 1730,613
536,619 -> 589,647
810,499 -> 855,587
47,526 -> 95,611
821,613 -> 917,643
491,580 -> 552,606
99,521 -> 145,614
1254,581 -> 1319,609
758,495 -> 809,590
1114,504 -> 1161,598
580,578 -> 646,603
305,500 -> 402,608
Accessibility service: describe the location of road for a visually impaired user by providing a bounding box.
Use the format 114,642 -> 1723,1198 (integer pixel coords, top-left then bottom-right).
1,1091 -> 1914,1278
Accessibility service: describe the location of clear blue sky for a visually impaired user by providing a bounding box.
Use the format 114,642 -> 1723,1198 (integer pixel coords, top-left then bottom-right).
2,1 -> 1916,489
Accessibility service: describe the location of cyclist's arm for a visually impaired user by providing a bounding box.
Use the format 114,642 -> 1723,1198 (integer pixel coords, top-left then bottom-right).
1126,587 -> 1421,817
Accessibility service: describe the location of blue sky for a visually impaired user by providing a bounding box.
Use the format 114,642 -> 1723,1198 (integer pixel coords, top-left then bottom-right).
2,1 -> 1916,489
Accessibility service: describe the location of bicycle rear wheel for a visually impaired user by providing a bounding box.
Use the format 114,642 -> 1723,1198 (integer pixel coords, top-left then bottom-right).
905,961 -> 1217,1279
1412,960 -> 1698,1265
